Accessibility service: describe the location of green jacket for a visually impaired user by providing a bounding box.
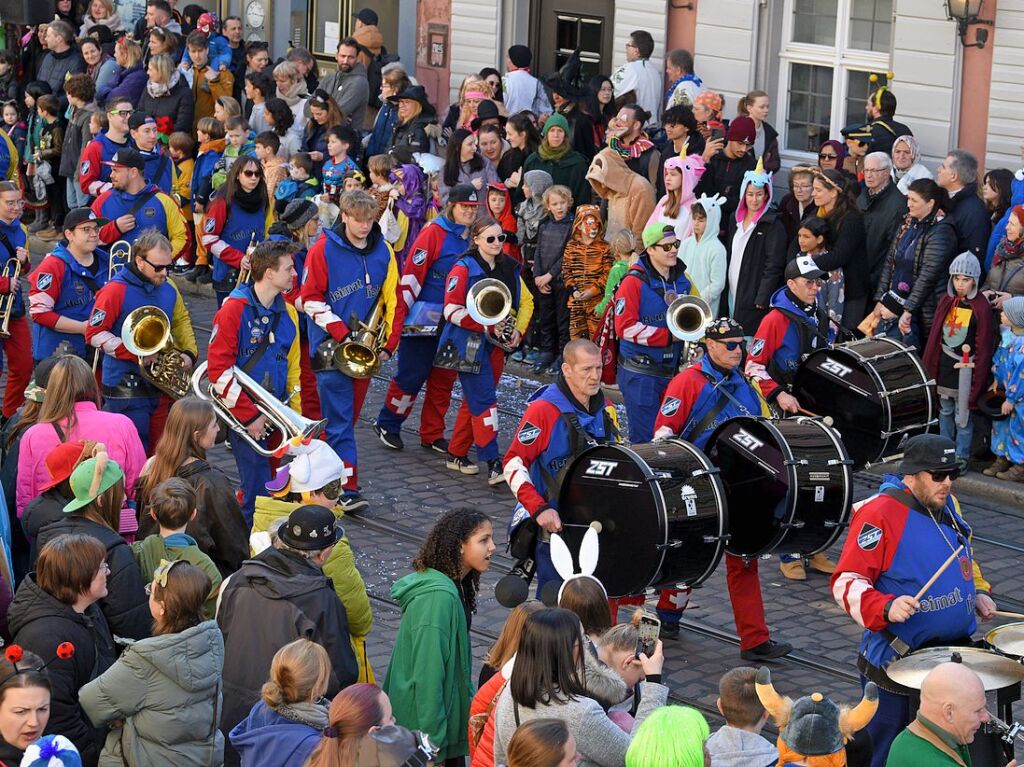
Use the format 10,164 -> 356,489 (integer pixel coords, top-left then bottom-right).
383,568 -> 472,761
252,497 -> 373,638
131,534 -> 223,619
886,715 -> 972,767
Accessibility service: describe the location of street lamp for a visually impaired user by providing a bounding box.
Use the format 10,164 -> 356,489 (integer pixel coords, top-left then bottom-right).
945,0 -> 993,48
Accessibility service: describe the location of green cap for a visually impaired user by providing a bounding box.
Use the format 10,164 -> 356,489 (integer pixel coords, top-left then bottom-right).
642,222 -> 676,250
63,455 -> 124,513
542,112 -> 570,138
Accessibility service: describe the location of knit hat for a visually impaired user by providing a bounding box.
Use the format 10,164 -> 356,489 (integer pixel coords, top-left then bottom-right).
947,251 -> 981,298
522,169 -> 553,199
1011,204 -> 1024,228
280,199 -> 319,230
20,734 -> 82,767
727,115 -> 756,144
1004,295 -> 1024,328
541,112 -> 570,139
63,450 -> 124,513
642,222 -> 676,250
266,439 -> 344,495
40,441 -> 95,493
356,7 -> 378,25
508,44 -> 532,68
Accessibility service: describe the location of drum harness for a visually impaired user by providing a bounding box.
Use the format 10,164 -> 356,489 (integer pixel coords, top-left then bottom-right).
680,370 -> 759,443
766,302 -> 831,390
859,487 -> 974,693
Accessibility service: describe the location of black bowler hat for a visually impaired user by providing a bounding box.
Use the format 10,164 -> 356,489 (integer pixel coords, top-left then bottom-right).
470,100 -> 507,131
278,504 -> 344,551
898,434 -> 958,474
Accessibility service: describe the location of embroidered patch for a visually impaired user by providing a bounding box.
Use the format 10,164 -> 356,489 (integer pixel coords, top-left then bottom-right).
447,276 -> 458,292
750,338 -> 766,357
517,422 -> 541,445
81,160 -> 90,176
857,523 -> 882,551
143,207 -> 156,218
204,218 -> 216,233
36,273 -> 53,291
89,309 -> 106,327
615,297 -> 625,315
412,249 -> 427,266
660,397 -> 681,417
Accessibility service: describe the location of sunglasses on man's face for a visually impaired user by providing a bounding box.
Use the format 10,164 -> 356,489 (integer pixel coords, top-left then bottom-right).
655,240 -> 681,251
483,233 -> 507,244
928,469 -> 960,483
141,254 -> 170,272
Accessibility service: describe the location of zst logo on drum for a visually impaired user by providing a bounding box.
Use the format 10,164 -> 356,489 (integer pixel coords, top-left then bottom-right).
584,459 -> 619,477
820,358 -> 853,378
731,429 -> 764,451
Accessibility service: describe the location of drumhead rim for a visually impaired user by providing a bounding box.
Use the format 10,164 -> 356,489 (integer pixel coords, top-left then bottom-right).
804,343 -> 894,440
791,416 -> 853,556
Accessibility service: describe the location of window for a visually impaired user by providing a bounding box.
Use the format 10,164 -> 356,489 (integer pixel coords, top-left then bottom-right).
554,14 -> 604,81
779,0 -> 893,156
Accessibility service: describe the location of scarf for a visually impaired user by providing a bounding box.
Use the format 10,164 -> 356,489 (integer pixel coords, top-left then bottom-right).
146,69 -> 181,99
277,80 -> 309,107
87,53 -> 112,82
665,73 -> 702,100
275,700 -> 330,730
232,185 -> 265,214
609,134 -> 654,160
538,140 -> 570,163
993,235 -> 1024,268
892,135 -> 922,179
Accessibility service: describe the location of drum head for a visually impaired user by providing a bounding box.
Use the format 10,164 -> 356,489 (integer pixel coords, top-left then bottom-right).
986,622 -> 1024,659
885,647 -> 1024,691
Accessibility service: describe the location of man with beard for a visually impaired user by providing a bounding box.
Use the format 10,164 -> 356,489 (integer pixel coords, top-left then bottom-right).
318,38 -> 370,131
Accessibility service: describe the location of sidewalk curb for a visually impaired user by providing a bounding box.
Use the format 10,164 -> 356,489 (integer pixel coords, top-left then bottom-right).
862,460 -> 1024,512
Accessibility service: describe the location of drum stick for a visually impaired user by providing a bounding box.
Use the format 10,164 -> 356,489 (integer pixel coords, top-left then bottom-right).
993,610 -> 1024,620
913,545 -> 964,602
795,407 -> 834,427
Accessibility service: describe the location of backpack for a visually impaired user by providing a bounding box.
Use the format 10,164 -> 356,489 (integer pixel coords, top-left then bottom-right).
358,44 -> 401,109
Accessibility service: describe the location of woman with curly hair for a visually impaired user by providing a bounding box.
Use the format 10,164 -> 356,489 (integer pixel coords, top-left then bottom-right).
384,508 -> 495,767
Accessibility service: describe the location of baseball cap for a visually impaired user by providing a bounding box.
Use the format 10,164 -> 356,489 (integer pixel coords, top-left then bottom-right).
641,222 -> 676,250
785,255 -> 827,281
63,454 -> 125,513
127,112 -> 157,131
101,148 -> 146,172
40,441 -> 95,492
727,116 -> 756,144
898,434 -> 959,475
449,184 -> 481,205
63,207 -> 109,231
277,504 -> 344,551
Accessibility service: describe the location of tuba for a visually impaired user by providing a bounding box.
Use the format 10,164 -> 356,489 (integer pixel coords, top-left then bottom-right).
235,233 -> 258,288
121,306 -> 192,398
666,294 -> 712,368
0,258 -> 20,339
332,298 -> 389,379
191,360 -> 327,456
466,278 -> 517,351
109,240 -> 131,280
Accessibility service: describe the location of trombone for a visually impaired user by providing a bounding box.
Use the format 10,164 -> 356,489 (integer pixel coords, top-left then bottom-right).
0,258 -> 21,339
235,233 -> 258,288
109,240 -> 131,280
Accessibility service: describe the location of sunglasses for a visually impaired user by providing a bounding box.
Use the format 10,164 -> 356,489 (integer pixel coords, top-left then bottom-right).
655,240 -> 681,251
720,340 -> 746,351
818,153 -> 838,160
141,254 -> 170,272
928,469 -> 960,483
483,233 -> 507,244
241,169 -> 262,178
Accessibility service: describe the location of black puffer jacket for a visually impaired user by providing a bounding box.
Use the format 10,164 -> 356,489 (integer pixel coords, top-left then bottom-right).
389,114 -> 435,157
21,488 -> 69,566
35,516 -> 150,641
723,207 -> 788,333
858,181 -> 908,292
875,213 -> 958,333
8,575 -> 117,765
136,74 -> 195,135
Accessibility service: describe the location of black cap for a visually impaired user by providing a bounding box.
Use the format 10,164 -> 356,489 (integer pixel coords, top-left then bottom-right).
63,207 -> 109,231
101,148 -> 146,171
128,112 -> 157,131
449,184 -> 482,205
785,255 -> 827,281
470,100 -> 507,131
841,122 -> 873,143
705,317 -> 744,340
898,434 -> 959,474
356,8 -> 378,25
277,504 -> 344,551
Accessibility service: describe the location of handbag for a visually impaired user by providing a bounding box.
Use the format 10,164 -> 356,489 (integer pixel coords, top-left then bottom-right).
379,200 -> 401,244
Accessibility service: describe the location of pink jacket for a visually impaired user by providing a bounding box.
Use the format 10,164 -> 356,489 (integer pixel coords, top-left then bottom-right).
16,402 -> 146,537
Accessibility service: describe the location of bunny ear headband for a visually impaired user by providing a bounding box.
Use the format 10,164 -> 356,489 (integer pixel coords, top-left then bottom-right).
550,523 -> 606,604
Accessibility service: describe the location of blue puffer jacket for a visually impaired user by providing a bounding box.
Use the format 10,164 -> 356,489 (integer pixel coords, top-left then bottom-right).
229,701 -> 325,767
100,63 -> 147,105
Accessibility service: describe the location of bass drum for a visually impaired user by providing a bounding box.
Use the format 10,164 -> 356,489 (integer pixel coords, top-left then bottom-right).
706,416 -> 852,560
792,337 -> 937,468
558,440 -> 728,598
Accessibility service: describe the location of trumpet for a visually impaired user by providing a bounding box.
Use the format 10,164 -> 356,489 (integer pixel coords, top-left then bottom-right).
121,305 -> 192,399
466,278 -> 518,350
191,360 -> 327,456
235,233 -> 258,288
109,240 -> 131,280
332,298 -> 389,379
0,258 -> 21,339
666,294 -> 712,368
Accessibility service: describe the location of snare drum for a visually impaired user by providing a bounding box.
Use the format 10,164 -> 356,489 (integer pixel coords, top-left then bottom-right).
986,622 -> 1024,659
792,337 -> 937,468
558,440 -> 728,598
706,416 -> 852,560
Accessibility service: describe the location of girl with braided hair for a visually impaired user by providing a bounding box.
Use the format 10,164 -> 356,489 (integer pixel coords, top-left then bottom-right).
384,508 -> 495,767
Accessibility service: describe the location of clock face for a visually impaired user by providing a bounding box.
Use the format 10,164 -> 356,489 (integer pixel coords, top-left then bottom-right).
246,0 -> 265,28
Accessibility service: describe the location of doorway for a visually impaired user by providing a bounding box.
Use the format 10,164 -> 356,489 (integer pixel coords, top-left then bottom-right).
533,0 -> 615,82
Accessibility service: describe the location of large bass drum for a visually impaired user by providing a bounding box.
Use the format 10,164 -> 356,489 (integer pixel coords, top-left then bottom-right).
558,440 -> 728,598
792,337 -> 937,467
706,416 -> 852,560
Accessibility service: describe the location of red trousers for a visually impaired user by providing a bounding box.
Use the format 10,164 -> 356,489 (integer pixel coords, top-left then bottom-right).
1,316 -> 32,419
448,346 -> 504,457
298,338 -> 321,420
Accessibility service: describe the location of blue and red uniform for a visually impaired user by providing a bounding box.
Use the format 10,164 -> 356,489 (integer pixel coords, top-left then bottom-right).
136,146 -> 175,194
613,255 -> 696,442
200,194 -> 272,305
832,475 -> 989,767
374,217 -> 467,443
0,217 -> 33,418
504,379 -> 619,592
745,286 -> 835,401
27,243 -> 109,361
85,265 -> 197,452
92,184 -> 188,260
207,282 -> 301,523
79,132 -> 130,199
301,225 -> 398,496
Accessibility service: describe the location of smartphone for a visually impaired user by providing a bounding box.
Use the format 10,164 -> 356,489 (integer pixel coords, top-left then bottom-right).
635,612 -> 660,658
708,120 -> 725,143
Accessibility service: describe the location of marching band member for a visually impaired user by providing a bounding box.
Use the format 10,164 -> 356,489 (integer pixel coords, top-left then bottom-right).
371,184 -> 481,453
614,222 -> 699,443
207,240 -> 302,524
127,112 -> 176,195
435,215 -> 529,484
745,255 -> 838,580
831,434 -> 997,767
504,339 -> 619,593
27,207 -> 110,364
0,181 -> 34,419
651,318 -> 792,661
268,199 -> 323,419
301,190 -> 399,514
79,95 -> 132,201
85,229 -> 197,453
91,148 -> 187,259
201,156 -> 274,307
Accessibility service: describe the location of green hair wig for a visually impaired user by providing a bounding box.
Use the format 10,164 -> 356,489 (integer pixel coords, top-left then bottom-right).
625,705 -> 710,767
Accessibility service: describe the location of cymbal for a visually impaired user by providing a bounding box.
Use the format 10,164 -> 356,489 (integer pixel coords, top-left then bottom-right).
885,647 -> 1024,691
986,622 -> 1024,659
